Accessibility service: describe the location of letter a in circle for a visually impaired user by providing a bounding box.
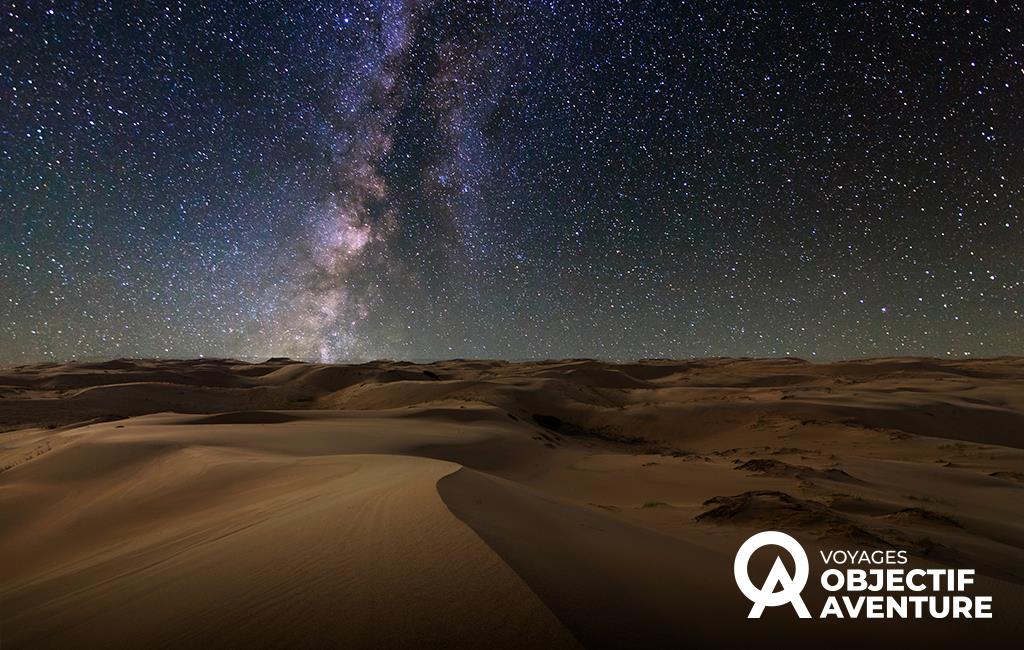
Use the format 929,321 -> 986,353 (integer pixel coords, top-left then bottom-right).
733,531 -> 812,618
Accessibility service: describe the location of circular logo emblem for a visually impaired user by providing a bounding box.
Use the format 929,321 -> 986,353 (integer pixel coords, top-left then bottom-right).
734,531 -> 812,618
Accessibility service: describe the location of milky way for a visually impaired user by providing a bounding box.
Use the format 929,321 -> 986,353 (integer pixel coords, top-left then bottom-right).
2,1 -> 1022,362
266,1 -> 415,361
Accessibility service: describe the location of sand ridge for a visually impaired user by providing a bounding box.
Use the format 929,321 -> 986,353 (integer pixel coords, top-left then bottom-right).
0,419 -> 577,648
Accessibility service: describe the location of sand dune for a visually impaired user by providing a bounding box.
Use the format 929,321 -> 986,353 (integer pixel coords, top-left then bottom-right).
0,418 -> 575,648
2,358 -> 1023,647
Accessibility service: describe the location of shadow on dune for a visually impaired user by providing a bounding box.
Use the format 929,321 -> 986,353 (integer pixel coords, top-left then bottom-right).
437,467 -> 752,648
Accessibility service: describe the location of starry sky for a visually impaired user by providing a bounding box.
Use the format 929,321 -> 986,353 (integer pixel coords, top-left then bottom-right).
2,1 -> 1022,362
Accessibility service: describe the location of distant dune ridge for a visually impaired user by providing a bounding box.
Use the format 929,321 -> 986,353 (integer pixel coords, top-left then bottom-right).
1,357 -> 1023,647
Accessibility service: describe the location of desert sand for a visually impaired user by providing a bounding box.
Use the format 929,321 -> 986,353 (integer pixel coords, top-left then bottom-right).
1,357 -> 1022,647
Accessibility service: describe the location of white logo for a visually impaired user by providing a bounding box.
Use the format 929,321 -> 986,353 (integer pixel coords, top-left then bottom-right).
734,531 -> 811,618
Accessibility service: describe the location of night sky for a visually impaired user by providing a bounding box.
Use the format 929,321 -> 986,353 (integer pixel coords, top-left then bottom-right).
2,1 -> 1022,362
